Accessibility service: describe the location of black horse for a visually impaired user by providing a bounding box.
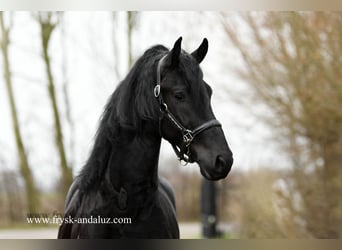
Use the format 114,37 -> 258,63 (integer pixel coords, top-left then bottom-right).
57,37 -> 233,239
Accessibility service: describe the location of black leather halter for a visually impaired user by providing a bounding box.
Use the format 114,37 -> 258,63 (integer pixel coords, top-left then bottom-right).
153,55 -> 222,163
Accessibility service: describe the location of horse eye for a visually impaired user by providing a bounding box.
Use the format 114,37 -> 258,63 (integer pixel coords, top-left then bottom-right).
174,92 -> 185,101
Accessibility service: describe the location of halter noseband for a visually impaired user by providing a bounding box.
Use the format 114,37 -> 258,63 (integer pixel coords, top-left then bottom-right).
153,55 -> 222,163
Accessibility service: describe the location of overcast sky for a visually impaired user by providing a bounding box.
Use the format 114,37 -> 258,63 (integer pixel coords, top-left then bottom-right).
0,11 -> 289,190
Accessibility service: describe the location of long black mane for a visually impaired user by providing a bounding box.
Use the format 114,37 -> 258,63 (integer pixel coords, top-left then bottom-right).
78,45 -> 168,191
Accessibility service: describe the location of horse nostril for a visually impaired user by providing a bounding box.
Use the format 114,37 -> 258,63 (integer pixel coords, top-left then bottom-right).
215,155 -> 226,172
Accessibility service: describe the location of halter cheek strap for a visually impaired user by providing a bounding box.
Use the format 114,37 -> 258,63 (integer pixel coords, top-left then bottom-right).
154,55 -> 221,163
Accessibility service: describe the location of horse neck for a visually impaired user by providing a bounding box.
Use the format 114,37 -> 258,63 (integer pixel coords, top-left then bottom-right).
107,123 -> 162,192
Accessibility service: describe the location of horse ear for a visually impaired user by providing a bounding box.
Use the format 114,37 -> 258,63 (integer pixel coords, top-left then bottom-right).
165,37 -> 182,67
191,38 -> 208,64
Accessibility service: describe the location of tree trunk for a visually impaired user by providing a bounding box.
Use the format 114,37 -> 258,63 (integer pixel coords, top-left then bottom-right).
59,14 -> 75,169
38,15 -> 73,197
0,13 -> 39,213
127,12 -> 135,68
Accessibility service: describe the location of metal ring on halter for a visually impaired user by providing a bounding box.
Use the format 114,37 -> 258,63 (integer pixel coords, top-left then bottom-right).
154,85 -> 160,98
161,103 -> 168,112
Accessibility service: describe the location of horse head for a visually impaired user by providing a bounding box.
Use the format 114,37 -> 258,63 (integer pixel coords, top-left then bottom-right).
156,37 -> 233,180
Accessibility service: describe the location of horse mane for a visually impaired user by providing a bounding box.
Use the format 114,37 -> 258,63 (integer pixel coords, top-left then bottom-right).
78,45 -> 168,191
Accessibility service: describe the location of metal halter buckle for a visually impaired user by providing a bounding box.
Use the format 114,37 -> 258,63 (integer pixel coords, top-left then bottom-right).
183,130 -> 194,146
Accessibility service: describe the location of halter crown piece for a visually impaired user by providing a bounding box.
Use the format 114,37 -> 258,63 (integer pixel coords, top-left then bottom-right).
154,55 -> 222,164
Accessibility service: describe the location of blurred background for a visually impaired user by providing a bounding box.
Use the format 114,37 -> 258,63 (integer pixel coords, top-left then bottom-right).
0,11 -> 341,238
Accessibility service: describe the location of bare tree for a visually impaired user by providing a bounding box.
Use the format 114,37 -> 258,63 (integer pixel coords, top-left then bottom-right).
110,11 -> 139,78
127,11 -> 138,68
58,13 -> 75,169
221,12 -> 342,238
111,12 -> 121,80
36,12 -> 73,197
0,12 -> 40,213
